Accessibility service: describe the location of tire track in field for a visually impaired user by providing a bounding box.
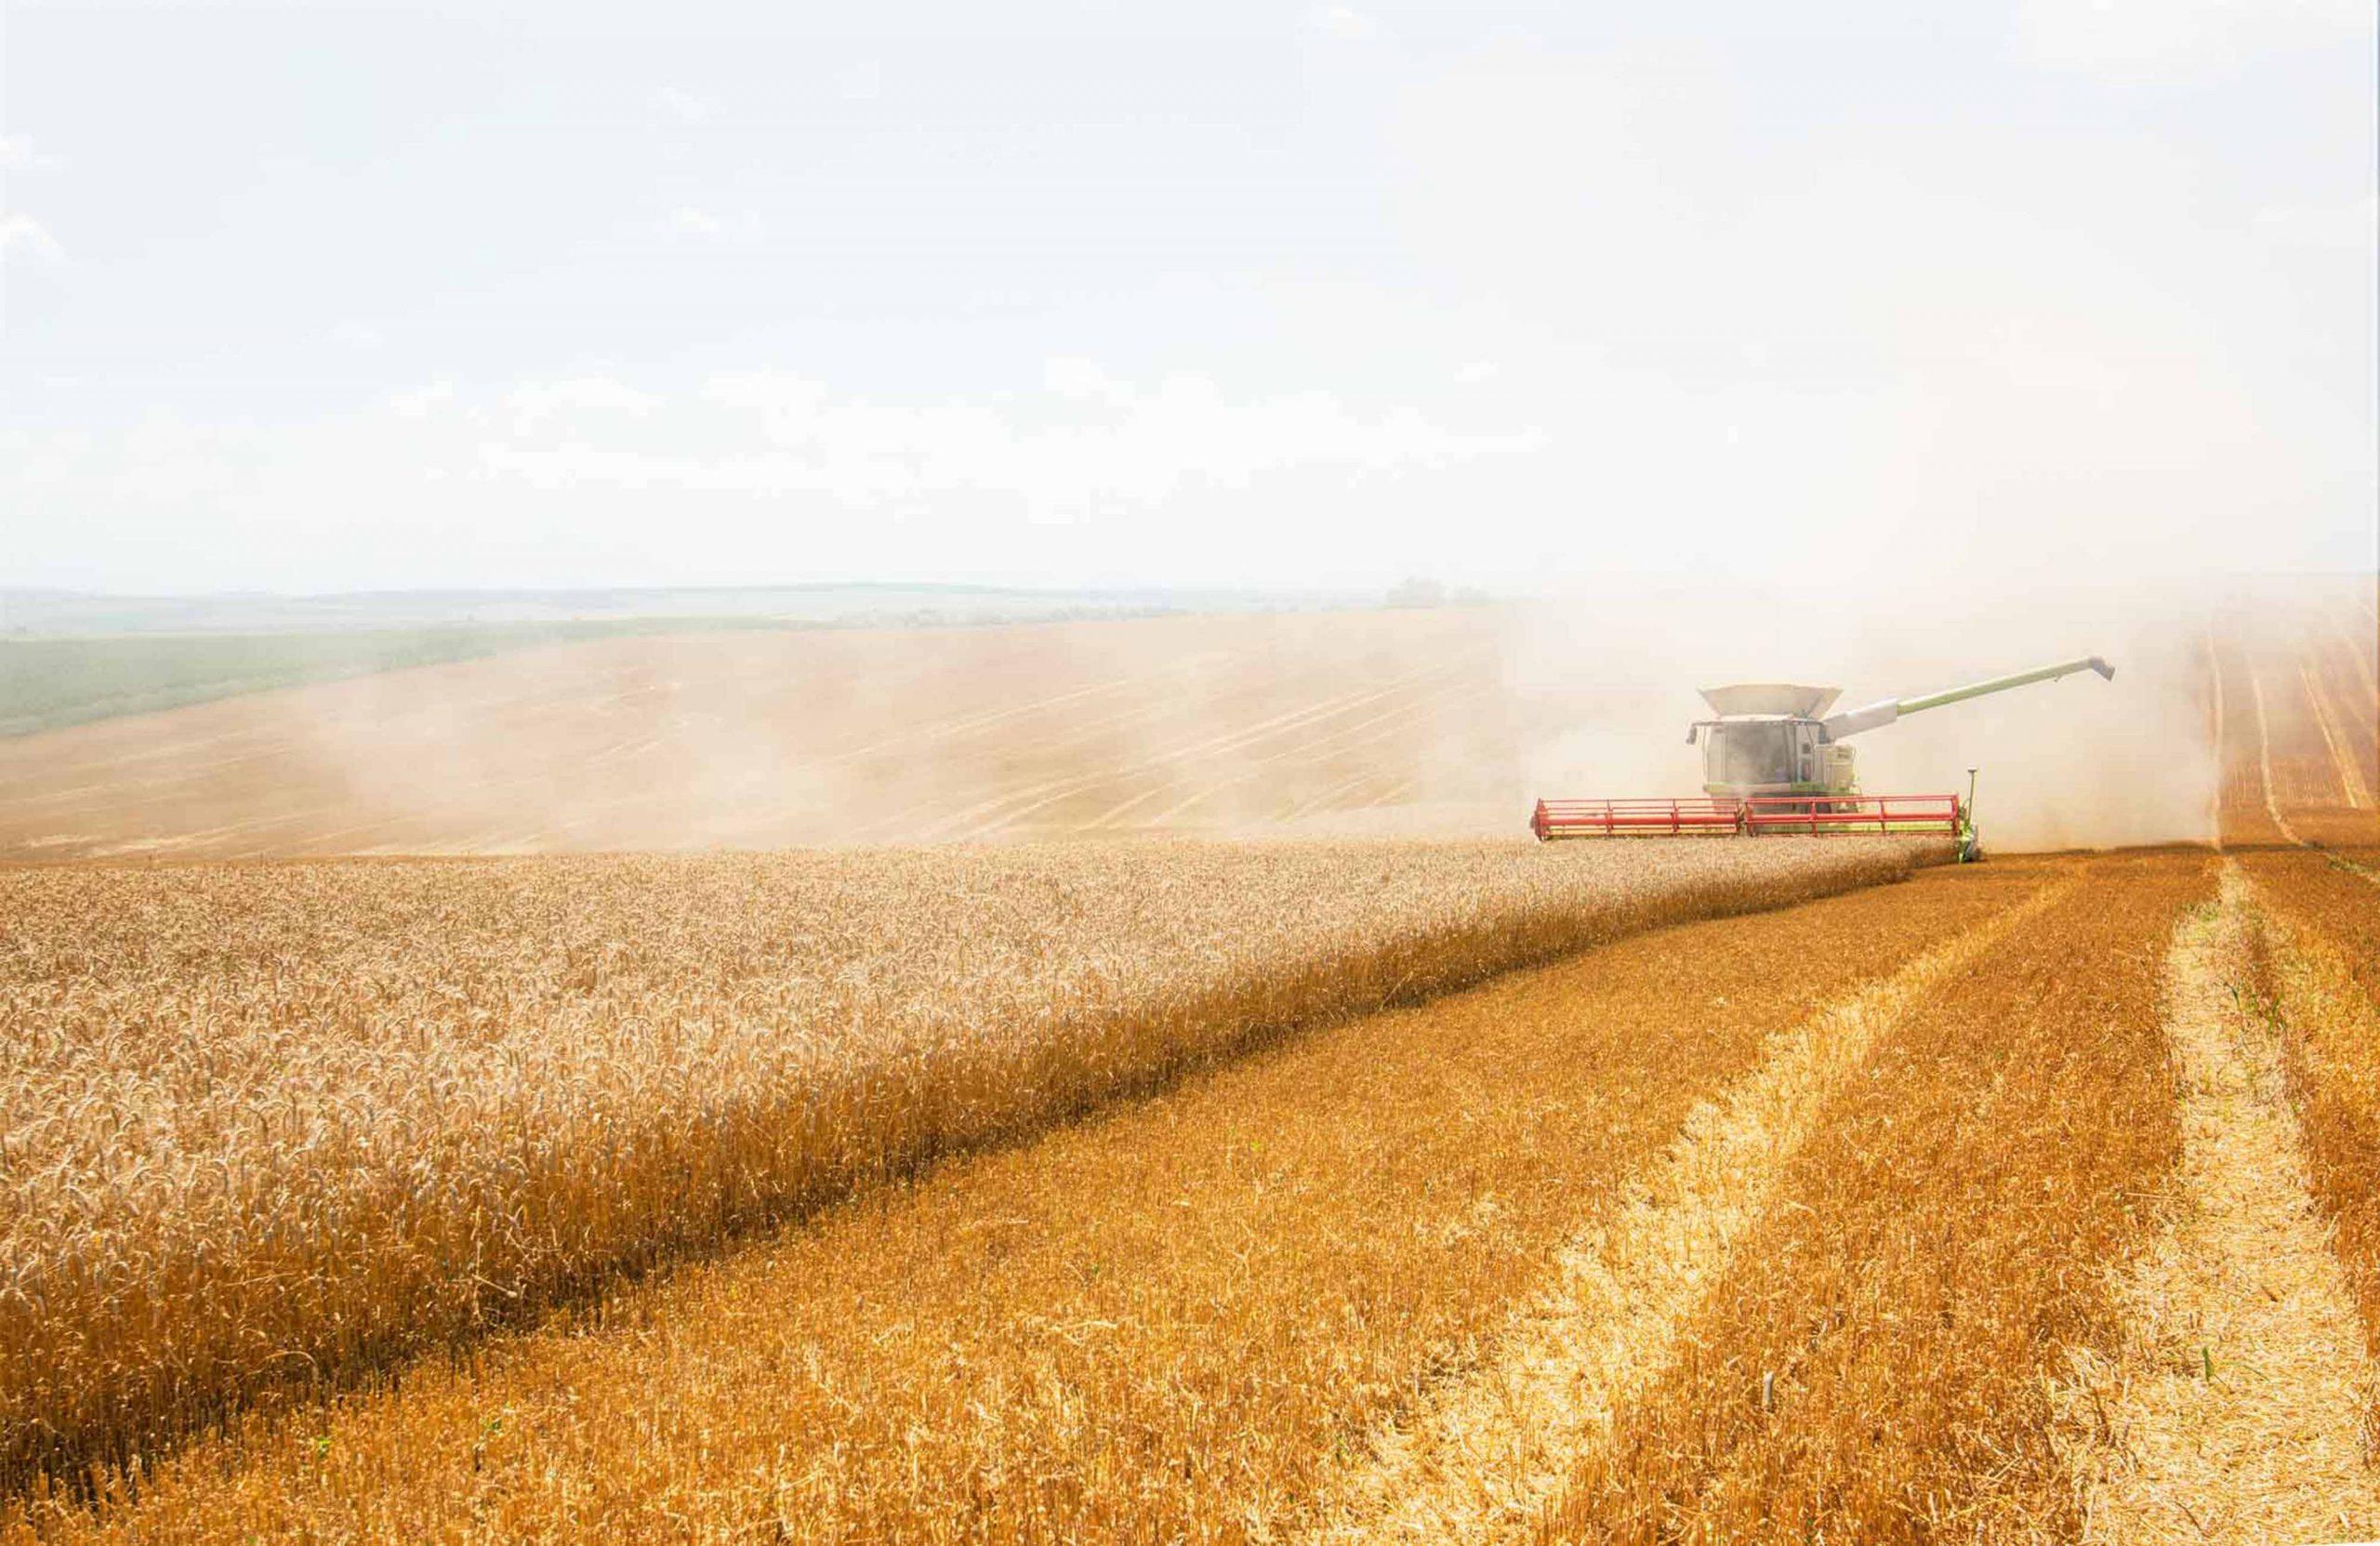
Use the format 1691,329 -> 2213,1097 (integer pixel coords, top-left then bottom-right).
2203,628 -> 2227,850
2331,614 -> 2379,710
1293,869 -> 2076,1546
2247,667 -> 2306,847
2060,863 -> 2380,1544
907,653 -> 1486,839
2299,660 -> 2373,810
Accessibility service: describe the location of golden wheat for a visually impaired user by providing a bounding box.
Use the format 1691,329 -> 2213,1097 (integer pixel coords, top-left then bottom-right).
2,846 -> 2009,1543
0,836 -> 1936,1500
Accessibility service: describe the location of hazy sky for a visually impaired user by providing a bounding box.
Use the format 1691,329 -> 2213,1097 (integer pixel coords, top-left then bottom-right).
4,0 -> 2373,594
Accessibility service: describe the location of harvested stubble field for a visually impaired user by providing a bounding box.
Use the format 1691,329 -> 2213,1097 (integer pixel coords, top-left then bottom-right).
1549,854 -> 2203,1543
2212,584 -> 2380,1368
2238,852 -> 2380,1397
0,836 -> 1937,1509
2208,587 -> 2380,852
0,609 -> 1524,860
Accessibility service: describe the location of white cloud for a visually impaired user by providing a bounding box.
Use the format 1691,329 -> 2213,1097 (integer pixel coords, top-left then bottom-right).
2253,194 -> 2380,250
504,375 -> 662,432
1311,5 -> 1377,41
0,362 -> 1549,590
0,213 -> 64,265
329,320 -> 386,350
480,364 -> 1544,521
1041,355 -> 1133,404
655,205 -> 761,242
2013,0 -> 2373,81
835,60 -> 883,101
1377,43 -> 2377,586
651,86 -> 717,125
5,10 -> 2371,597
0,134 -> 60,173
388,380 -> 456,418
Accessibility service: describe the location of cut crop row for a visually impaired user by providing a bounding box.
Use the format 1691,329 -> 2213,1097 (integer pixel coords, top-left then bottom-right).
2241,852 -> 2380,1394
1548,853 -> 2208,1544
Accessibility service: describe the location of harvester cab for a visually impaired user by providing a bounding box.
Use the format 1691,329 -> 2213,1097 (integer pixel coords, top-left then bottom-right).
1533,654 -> 2114,856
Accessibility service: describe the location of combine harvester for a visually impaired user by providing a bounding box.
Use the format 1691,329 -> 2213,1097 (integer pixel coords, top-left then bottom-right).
1532,655 -> 2114,859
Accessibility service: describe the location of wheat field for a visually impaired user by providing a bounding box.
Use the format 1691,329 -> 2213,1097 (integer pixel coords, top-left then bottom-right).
0,836 -> 1933,1504
2,585 -> 2375,1542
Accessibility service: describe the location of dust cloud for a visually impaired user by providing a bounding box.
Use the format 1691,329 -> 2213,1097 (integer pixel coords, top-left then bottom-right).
1501,577 -> 2224,852
1,576 -> 2339,860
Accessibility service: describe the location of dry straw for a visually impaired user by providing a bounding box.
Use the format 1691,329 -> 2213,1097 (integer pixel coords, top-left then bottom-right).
2063,863 -> 2379,1544
2240,851 -> 2380,1419
1545,853 -> 2208,1544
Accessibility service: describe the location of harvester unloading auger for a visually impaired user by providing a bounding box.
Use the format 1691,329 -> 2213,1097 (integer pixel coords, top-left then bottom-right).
1531,655 -> 2114,859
